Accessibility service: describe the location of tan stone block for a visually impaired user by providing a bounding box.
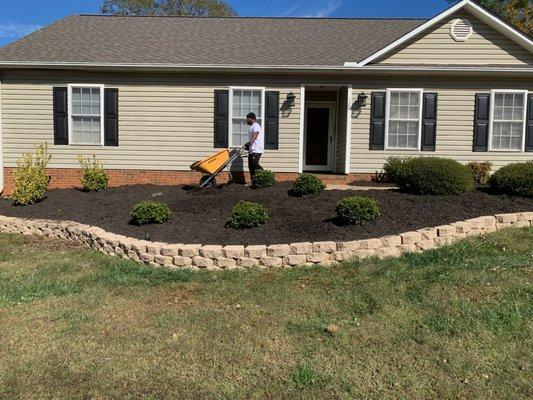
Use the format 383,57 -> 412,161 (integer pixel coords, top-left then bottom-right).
131,241 -> 148,253
127,250 -> 140,261
200,245 -> 223,258
223,245 -> 245,258
306,253 -> 331,263
381,235 -> 402,247
496,222 -> 512,230
283,254 -> 307,266
359,238 -> 382,250
375,247 -> 401,259
173,256 -> 192,267
260,256 -> 283,267
517,212 -> 533,222
400,231 -> 423,244
267,244 -> 290,257
466,217 -> 485,229
216,257 -> 237,269
436,225 -> 457,237
495,213 -> 518,223
160,244 -> 183,256
480,216 -> 496,227
245,245 -> 267,258
417,240 -> 436,251
192,256 -> 214,268
139,253 -> 155,263
290,242 -> 313,255
238,257 -> 259,268
434,237 -> 453,246
399,244 -> 418,253
353,249 -> 375,259
512,220 -> 530,228
147,242 -> 165,254
336,241 -> 361,251
465,228 -> 482,237
180,244 -> 201,257
312,241 -> 337,253
452,221 -> 471,234
333,251 -> 354,262
154,254 -> 173,266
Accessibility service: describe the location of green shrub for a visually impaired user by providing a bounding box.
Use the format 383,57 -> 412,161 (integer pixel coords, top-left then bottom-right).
131,200 -> 173,225
226,201 -> 269,229
336,196 -> 380,225
12,143 -> 52,205
489,162 -> 533,197
467,161 -> 492,185
383,156 -> 409,183
291,173 -> 326,196
398,157 -> 473,195
78,155 -> 109,191
253,169 -> 275,188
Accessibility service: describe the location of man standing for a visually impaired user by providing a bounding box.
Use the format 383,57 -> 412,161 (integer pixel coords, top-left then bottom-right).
245,112 -> 264,186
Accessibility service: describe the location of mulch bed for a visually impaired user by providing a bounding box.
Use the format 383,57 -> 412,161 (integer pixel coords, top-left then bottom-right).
0,183 -> 531,245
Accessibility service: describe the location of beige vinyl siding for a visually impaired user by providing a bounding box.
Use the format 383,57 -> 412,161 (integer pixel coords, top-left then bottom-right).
335,86 -> 348,173
377,11 -> 532,65
349,77 -> 533,173
0,71 -> 301,172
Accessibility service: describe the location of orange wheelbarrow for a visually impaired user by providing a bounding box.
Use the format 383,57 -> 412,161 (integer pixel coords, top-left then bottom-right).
190,145 -> 247,188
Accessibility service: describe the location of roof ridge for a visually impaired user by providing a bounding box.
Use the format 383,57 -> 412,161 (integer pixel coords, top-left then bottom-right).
78,14 -> 429,21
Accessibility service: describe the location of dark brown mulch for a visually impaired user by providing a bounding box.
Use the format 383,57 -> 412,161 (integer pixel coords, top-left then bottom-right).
0,183 -> 531,245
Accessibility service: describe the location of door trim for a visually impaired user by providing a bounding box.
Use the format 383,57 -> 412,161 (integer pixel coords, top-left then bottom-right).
303,101 -> 335,172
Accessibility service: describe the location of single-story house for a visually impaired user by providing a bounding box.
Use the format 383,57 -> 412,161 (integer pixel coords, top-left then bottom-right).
0,0 -> 531,193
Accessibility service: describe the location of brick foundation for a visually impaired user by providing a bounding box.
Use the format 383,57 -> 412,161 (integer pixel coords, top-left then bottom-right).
1,167 -> 373,195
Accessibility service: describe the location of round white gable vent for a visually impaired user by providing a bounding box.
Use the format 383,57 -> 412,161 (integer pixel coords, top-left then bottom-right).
450,18 -> 473,42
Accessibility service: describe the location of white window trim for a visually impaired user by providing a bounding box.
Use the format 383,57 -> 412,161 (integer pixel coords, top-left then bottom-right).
488,89 -> 528,152
384,88 -> 424,151
228,86 -> 266,148
67,83 -> 105,146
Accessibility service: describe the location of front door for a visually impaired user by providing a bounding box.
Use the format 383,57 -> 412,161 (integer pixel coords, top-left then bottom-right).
304,102 -> 334,171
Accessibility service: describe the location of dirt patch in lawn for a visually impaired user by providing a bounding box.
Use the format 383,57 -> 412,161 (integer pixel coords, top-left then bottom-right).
0,183 -> 531,245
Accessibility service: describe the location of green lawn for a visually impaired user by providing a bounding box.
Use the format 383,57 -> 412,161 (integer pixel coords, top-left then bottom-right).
0,229 -> 532,399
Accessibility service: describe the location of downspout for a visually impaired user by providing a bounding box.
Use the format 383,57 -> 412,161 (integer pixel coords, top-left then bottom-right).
0,74 -> 3,195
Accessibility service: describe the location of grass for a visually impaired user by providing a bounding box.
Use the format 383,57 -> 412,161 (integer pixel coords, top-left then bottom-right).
0,229 -> 532,399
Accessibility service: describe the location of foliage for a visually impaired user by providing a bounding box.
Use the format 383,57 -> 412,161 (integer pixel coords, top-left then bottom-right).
383,156 -> 410,183
12,143 -> 52,205
100,0 -> 236,16
336,196 -> 380,225
131,200 -> 173,225
447,0 -> 532,34
225,201 -> 269,229
253,169 -> 275,188
398,157 -> 474,195
291,173 -> 326,197
78,155 -> 109,191
467,161 -> 493,185
489,161 -> 533,197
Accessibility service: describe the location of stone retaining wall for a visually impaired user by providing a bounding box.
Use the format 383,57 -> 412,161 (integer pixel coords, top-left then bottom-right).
0,212 -> 531,270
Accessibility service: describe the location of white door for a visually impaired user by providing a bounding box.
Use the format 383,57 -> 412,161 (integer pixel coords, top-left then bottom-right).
303,102 -> 335,171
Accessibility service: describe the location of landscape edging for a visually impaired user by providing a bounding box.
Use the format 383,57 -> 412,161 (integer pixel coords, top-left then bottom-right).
0,212 -> 531,270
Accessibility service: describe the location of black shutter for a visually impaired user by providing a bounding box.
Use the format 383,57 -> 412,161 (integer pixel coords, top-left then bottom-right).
214,90 -> 229,148
53,87 -> 68,145
421,92 -> 437,151
104,88 -> 119,146
370,92 -> 386,150
473,93 -> 490,152
525,93 -> 533,152
265,91 -> 279,150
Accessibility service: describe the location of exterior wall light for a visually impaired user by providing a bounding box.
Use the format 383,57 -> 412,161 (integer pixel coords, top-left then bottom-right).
286,92 -> 296,107
357,92 -> 368,108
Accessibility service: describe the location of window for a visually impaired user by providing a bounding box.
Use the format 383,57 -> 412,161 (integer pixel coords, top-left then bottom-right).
386,89 -> 423,150
68,84 -> 104,145
490,90 -> 527,151
230,88 -> 264,146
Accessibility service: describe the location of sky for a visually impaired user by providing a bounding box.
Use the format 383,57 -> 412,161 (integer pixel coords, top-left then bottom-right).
0,0 -> 451,47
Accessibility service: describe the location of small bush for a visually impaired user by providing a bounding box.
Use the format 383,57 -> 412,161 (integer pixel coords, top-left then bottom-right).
383,156 -> 409,183
489,162 -> 533,197
398,157 -> 473,195
226,201 -> 269,229
336,196 -> 380,225
467,161 -> 492,185
78,155 -> 109,191
253,169 -> 275,188
12,143 -> 52,205
131,200 -> 173,225
291,173 -> 326,197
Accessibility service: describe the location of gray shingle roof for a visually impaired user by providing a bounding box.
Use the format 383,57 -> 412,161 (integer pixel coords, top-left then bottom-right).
0,15 -> 426,66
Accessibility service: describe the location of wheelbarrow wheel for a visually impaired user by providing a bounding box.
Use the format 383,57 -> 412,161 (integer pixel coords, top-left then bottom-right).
199,175 -> 217,188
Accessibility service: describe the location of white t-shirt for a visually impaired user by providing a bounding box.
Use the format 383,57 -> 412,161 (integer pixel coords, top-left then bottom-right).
248,122 -> 264,154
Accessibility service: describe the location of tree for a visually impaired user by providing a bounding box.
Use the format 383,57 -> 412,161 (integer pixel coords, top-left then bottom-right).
447,0 -> 532,34
100,0 -> 237,17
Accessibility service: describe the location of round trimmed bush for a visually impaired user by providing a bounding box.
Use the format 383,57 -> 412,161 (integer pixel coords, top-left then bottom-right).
383,156 -> 409,183
336,196 -> 380,225
253,169 -> 275,188
292,173 -> 326,197
131,200 -> 173,225
489,162 -> 533,197
398,157 -> 473,195
226,201 -> 269,229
